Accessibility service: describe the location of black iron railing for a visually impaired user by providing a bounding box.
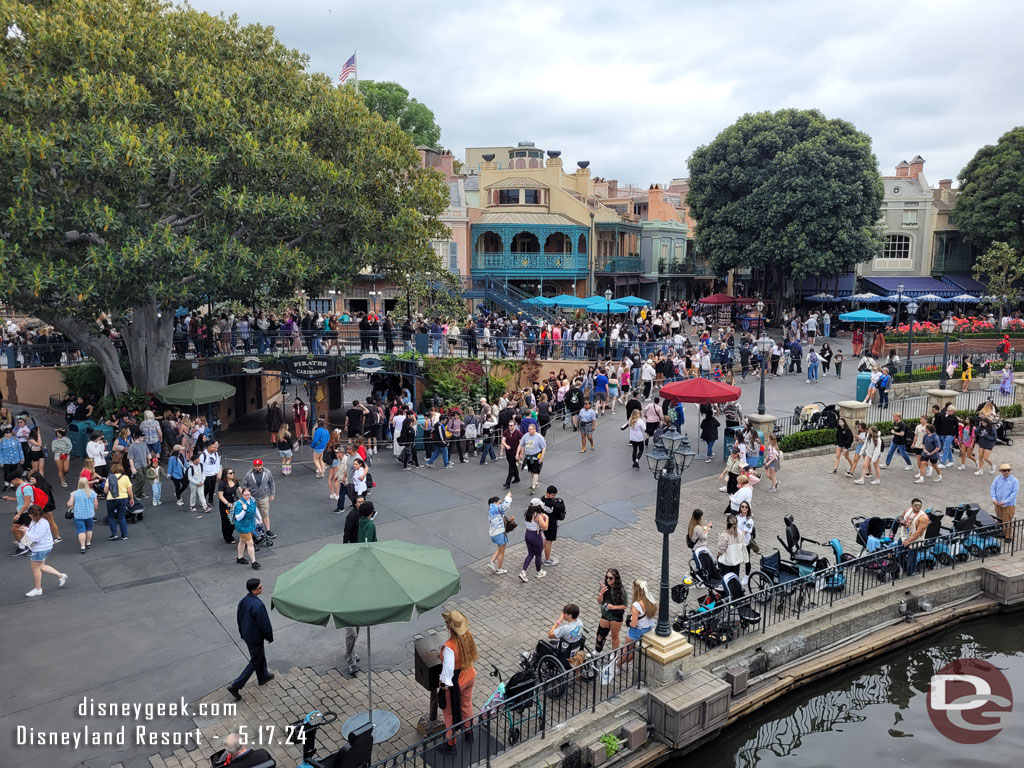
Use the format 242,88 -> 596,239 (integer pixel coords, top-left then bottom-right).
681,518 -> 1023,658
369,640 -> 646,768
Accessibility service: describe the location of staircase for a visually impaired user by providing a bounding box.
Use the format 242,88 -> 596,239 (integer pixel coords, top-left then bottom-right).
462,275 -> 558,324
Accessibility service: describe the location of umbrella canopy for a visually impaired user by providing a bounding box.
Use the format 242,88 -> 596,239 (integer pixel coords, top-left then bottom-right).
849,292 -> 882,303
914,293 -> 949,303
885,294 -> 910,303
272,541 -> 460,628
615,296 -> 651,306
523,295 -> 554,306
549,294 -> 590,308
806,292 -> 835,301
698,293 -> 736,305
586,299 -> 630,314
155,378 -> 236,406
951,294 -> 980,303
659,378 -> 741,404
838,309 -> 893,323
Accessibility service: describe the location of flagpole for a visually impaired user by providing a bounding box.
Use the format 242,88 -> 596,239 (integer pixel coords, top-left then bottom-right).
354,49 -> 359,95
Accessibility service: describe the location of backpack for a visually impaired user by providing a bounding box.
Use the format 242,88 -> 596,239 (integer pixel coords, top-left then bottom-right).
33,484 -> 55,513
465,423 -> 478,440
106,473 -> 121,499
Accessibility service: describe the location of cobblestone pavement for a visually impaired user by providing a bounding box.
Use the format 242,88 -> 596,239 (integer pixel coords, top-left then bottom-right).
134,434 -> 1024,768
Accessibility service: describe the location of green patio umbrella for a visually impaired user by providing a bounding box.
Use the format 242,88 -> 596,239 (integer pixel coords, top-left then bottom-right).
155,378 -> 236,406
272,541 -> 461,740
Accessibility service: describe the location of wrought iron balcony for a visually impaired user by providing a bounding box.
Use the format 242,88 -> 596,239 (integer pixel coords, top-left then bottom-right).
471,251 -> 589,273
595,256 -> 642,273
657,259 -> 706,276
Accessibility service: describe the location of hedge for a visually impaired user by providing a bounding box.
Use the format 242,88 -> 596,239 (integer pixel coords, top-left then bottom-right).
884,331 -> 1024,343
778,403 -> 1022,454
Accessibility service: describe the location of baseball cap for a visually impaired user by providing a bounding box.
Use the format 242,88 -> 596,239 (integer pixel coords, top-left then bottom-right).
253,459 -> 263,467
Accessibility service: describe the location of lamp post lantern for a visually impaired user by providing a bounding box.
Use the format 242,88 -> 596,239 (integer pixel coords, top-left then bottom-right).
481,353 -> 492,401
604,288 -> 613,356
646,430 -> 696,637
756,333 -> 773,415
938,314 -> 956,388
895,283 -> 905,330
903,300 -> 918,375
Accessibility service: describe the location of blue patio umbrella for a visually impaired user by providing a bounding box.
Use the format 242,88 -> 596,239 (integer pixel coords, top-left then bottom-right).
807,292 -> 835,302
885,294 -> 910,303
839,309 -> 893,323
951,294 -> 980,304
523,295 -> 554,306
549,294 -> 590,308
586,300 -> 630,314
615,296 -> 651,306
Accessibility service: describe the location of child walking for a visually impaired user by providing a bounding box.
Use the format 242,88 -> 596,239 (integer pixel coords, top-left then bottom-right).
145,457 -> 165,507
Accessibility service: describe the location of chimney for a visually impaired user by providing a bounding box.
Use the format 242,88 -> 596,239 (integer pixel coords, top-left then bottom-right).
908,155 -> 925,178
649,183 -> 664,205
607,179 -> 618,196
938,179 -> 952,189
895,160 -> 910,178
437,150 -> 455,180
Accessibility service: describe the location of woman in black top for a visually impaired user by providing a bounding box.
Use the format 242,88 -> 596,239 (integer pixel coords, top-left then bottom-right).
831,417 -> 855,474
596,568 -> 626,652
700,412 -> 720,464
537,395 -> 552,437
819,343 -> 833,376
216,468 -> 240,544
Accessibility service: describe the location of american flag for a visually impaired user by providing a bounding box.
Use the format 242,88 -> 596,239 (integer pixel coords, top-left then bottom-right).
339,53 -> 356,84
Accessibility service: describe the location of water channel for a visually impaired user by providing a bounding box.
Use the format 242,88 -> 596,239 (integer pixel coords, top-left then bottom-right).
681,614 -> 1023,767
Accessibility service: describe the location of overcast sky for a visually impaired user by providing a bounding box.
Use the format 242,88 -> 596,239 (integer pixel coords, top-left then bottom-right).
187,0 -> 1024,185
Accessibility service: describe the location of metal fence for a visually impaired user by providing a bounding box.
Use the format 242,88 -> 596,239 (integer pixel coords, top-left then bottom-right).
369,640 -> 646,768
680,517 -> 1023,658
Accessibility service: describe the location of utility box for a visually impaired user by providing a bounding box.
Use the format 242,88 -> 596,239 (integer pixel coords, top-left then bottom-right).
648,669 -> 731,750
413,637 -> 442,691
725,666 -> 748,696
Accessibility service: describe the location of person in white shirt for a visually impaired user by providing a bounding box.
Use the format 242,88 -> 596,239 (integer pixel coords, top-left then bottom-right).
86,433 -> 108,475
19,505 -> 68,597
200,442 -> 222,508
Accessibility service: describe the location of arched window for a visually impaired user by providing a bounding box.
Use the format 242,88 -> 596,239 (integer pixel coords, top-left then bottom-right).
476,231 -> 503,253
577,234 -> 587,253
544,233 -> 571,253
511,232 -> 540,253
883,234 -> 911,259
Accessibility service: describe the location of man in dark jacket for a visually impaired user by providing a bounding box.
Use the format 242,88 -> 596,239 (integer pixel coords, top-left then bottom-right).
541,485 -> 565,566
227,578 -> 275,700
934,403 -> 960,467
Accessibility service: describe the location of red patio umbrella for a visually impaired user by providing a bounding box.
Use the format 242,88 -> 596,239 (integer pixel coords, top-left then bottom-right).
698,293 -> 736,305
659,378 -> 741,404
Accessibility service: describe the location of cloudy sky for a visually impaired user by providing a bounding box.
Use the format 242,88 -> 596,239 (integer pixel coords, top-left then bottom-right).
188,0 -> 1024,185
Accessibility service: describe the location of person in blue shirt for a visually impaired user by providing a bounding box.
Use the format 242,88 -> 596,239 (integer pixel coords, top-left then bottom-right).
310,418 -> 330,478
991,463 -> 1019,541
593,369 -> 609,416
0,427 -> 24,490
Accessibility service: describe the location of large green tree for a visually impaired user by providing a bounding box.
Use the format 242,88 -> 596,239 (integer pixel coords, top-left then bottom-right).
0,0 -> 449,395
954,126 -> 1024,252
359,80 -> 442,150
973,241 -> 1024,324
687,109 -> 884,301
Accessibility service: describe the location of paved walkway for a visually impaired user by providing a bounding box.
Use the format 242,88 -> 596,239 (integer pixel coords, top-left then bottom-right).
0,376 -> 1016,768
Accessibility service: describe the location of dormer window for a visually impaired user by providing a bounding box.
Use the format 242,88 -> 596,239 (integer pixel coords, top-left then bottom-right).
498,189 -> 519,205
524,189 -> 540,204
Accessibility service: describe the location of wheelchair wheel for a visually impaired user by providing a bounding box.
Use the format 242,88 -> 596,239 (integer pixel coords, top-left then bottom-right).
747,572 -> 773,604
537,656 -> 567,698
508,727 -> 521,745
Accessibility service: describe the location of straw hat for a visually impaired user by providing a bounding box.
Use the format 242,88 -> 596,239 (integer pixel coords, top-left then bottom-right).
998,463 -> 1012,471
442,610 -> 468,636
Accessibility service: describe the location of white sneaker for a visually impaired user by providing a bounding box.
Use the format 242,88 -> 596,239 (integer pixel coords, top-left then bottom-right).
495,568 -> 507,574
25,588 -> 42,597
853,478 -> 864,484
956,465 -> 964,471
719,486 -> 728,492
974,469 -> 984,476
518,571 -> 528,583
914,478 -> 924,484
904,466 -> 913,471
870,479 -> 881,485
152,500 -> 159,507
487,560 -> 497,573
176,499 -> 184,506
59,573 -> 68,587
536,569 -> 547,579
933,475 -> 942,482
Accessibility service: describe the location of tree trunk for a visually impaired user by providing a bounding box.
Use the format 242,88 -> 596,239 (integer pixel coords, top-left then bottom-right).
121,300 -> 176,393
39,314 -> 131,396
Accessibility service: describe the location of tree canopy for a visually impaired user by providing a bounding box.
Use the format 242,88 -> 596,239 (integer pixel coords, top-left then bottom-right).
359,80 -> 442,150
0,0 -> 449,395
687,109 -> 883,299
973,241 -> 1024,322
954,126 -> 1024,252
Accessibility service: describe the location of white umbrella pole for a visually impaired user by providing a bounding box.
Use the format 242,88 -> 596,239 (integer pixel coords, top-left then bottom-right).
367,626 -> 373,725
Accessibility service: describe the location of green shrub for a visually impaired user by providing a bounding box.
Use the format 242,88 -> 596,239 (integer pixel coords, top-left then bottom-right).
779,429 -> 835,452
59,360 -> 107,400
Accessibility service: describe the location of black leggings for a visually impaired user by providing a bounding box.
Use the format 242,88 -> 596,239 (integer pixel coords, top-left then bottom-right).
631,440 -> 644,465
172,477 -> 187,501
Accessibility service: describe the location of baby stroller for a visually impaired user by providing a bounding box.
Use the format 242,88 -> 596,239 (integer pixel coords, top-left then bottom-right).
795,402 -> 839,431
481,664 -> 538,746
720,572 -> 762,630
850,516 -> 902,578
253,521 -> 274,552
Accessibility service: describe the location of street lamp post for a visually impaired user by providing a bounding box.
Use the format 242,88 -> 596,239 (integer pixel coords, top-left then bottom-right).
904,300 -> 918,376
604,288 -> 613,356
938,314 -> 956,389
895,283 -> 904,330
481,353 -> 492,402
756,332 -> 773,415
645,431 -> 697,637
404,272 -> 412,320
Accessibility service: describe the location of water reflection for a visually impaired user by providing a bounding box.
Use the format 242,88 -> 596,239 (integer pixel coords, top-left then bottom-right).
684,616 -> 1023,768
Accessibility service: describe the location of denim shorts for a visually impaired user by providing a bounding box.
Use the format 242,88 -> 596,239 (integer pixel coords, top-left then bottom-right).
73,518 -> 94,533
490,533 -> 508,546
30,548 -> 52,562
628,625 -> 652,641
279,450 -> 293,459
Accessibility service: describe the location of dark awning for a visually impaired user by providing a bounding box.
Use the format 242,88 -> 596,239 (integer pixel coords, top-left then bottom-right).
862,276 -> 957,297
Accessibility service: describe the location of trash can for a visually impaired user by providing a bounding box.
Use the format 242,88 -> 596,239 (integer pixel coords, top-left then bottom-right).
414,332 -> 429,355
68,419 -> 96,458
856,371 -> 872,401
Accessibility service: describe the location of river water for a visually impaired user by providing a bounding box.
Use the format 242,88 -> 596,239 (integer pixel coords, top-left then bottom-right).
681,614 -> 1023,767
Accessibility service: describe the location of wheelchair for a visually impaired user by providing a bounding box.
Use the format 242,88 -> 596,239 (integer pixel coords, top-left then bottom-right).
522,634 -> 595,699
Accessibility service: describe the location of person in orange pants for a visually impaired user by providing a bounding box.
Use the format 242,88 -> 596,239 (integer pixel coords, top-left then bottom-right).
438,610 -> 478,755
